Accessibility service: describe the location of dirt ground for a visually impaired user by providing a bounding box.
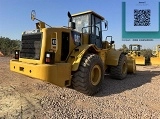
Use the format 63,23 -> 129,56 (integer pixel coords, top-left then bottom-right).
0,57 -> 160,119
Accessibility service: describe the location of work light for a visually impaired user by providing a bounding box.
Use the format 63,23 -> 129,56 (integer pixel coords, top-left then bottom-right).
15,50 -> 19,59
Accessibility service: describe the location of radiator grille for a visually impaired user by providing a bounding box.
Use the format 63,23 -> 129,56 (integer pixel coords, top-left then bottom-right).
20,33 -> 42,60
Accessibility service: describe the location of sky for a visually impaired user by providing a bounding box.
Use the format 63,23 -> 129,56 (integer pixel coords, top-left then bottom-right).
0,0 -> 160,49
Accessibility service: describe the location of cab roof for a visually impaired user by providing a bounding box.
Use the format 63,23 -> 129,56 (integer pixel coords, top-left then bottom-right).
72,10 -> 104,20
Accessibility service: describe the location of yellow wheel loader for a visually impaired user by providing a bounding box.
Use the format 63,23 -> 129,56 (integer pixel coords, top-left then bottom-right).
10,10 -> 136,95
127,44 -> 145,65
150,45 -> 160,65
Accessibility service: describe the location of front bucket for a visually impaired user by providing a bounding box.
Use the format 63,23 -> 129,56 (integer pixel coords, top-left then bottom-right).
135,57 -> 145,65
150,57 -> 160,65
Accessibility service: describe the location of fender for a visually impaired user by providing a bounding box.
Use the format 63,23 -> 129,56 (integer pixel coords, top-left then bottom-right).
67,44 -> 99,71
105,49 -> 122,66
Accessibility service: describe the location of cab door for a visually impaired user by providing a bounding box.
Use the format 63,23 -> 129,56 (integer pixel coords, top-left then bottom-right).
89,15 -> 102,48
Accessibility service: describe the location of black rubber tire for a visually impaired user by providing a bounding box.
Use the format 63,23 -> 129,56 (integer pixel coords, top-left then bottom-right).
72,54 -> 104,96
110,54 -> 127,80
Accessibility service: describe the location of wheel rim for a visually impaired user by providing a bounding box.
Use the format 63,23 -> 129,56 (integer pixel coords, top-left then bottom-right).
90,65 -> 101,86
122,62 -> 127,74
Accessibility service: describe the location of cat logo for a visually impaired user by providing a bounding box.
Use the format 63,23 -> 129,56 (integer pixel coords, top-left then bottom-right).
52,38 -> 56,46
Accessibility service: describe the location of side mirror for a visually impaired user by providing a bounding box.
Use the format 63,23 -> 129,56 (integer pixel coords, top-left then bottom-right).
68,11 -> 72,22
30,10 -> 52,28
102,20 -> 108,31
31,10 -> 36,21
67,11 -> 75,29
105,21 -> 108,29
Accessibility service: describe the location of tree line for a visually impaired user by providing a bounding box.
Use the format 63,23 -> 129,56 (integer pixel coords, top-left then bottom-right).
0,36 -> 153,60
0,36 -> 21,56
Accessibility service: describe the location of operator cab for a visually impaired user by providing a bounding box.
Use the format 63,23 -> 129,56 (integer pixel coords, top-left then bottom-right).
129,44 -> 142,56
129,44 -> 142,51
72,11 -> 105,48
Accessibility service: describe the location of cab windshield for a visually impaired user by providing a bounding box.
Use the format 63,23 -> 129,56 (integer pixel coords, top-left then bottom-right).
129,45 -> 141,51
72,14 -> 90,33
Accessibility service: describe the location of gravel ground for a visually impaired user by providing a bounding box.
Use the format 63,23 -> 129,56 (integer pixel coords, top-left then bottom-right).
0,57 -> 160,119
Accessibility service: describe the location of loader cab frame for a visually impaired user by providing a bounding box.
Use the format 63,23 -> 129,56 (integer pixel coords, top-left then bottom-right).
72,11 -> 105,48
129,44 -> 142,51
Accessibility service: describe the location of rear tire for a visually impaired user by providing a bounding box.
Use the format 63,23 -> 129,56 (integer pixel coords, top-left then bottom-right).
72,54 -> 104,96
127,57 -> 136,74
110,54 -> 127,80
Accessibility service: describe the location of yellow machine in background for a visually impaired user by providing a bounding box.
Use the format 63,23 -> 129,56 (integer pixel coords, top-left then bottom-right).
127,44 -> 145,65
10,10 -> 136,95
150,45 -> 160,65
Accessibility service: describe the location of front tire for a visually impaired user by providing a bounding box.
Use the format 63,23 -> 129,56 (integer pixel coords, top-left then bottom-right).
72,54 -> 104,96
